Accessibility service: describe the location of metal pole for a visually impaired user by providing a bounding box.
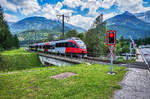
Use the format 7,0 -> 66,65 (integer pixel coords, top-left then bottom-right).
110,46 -> 113,73
129,42 -> 132,59
35,32 -> 36,43
57,14 -> 69,39
62,14 -> 64,39
145,12 -> 146,45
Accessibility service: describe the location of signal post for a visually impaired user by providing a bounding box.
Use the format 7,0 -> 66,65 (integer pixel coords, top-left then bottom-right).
106,30 -> 116,74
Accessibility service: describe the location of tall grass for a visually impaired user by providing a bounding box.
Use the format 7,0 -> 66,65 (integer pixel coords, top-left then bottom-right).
0,48 -> 42,71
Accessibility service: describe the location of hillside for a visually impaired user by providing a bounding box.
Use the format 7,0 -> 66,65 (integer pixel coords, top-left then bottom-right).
134,10 -> 150,23
9,16 -> 85,34
8,11 -> 150,43
0,48 -> 42,71
106,11 -> 150,39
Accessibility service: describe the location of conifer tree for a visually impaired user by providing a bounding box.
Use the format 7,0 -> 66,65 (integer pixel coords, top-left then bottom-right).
0,5 -> 19,50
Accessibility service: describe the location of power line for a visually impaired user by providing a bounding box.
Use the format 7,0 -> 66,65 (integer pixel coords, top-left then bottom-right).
57,14 -> 69,39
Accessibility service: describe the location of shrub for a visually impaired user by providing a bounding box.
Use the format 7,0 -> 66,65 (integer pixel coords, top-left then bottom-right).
116,56 -> 126,63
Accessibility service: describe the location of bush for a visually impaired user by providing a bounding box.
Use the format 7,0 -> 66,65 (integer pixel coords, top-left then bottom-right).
116,56 -> 126,63
127,59 -> 136,63
0,53 -> 1,62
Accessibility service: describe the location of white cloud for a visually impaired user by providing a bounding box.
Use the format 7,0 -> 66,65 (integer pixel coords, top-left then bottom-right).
113,0 -> 150,13
101,0 -> 116,9
19,0 -> 41,16
63,0 -> 82,8
69,15 -> 94,29
4,13 -> 19,22
55,2 -> 63,11
58,9 -> 74,16
40,4 -> 74,20
0,0 -> 41,16
81,0 -> 101,16
41,4 -> 57,20
103,12 -> 116,20
1,0 -> 150,30
0,0 -> 18,12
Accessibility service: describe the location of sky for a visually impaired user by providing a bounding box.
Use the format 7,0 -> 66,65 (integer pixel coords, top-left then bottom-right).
0,0 -> 150,29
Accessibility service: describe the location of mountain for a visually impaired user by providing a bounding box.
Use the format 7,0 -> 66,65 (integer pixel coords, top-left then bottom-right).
7,22 -> 15,26
134,10 -> 150,23
106,11 -> 150,39
9,16 -> 85,34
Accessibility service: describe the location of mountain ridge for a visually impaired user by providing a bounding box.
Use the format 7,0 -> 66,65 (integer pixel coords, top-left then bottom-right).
9,16 -> 86,34
106,11 -> 150,39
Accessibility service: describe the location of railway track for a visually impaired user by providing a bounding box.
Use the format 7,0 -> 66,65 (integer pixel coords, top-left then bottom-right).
83,57 -> 121,64
139,48 -> 150,71
37,51 -> 150,71
37,52 -> 122,65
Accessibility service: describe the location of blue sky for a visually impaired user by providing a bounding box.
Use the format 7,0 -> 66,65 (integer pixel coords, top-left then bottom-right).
1,0 -> 150,29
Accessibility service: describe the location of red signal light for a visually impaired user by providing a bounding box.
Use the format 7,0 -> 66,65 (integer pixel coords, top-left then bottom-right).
109,33 -> 114,38
106,30 -> 116,45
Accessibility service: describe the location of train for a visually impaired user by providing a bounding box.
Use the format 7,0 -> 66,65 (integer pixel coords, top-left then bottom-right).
29,37 -> 87,57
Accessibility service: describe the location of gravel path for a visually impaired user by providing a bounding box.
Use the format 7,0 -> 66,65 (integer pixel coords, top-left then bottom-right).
113,68 -> 150,99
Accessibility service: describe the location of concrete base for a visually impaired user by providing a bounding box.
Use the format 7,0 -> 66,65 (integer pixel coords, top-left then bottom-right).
107,72 -> 116,75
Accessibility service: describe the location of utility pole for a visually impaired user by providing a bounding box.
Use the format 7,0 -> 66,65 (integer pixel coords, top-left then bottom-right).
35,32 -> 36,43
62,14 -> 64,39
144,12 -> 146,45
57,14 -> 69,39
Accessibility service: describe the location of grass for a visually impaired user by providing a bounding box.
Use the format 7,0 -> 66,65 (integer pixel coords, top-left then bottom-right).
0,48 -> 42,71
0,64 -> 127,99
115,56 -> 136,64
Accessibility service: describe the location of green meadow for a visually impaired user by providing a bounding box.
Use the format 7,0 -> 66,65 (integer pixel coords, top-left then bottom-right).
0,49 -> 126,99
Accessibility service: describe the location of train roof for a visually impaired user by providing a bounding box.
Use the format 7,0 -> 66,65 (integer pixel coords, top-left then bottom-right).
29,37 -> 83,46
38,43 -> 45,46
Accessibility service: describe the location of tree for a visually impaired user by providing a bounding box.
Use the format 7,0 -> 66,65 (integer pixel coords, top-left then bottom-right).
77,33 -> 84,41
85,22 -> 108,54
13,35 -> 20,48
0,5 -> 19,50
115,36 -> 130,55
48,33 -> 55,41
65,30 -> 78,38
0,5 -> 9,49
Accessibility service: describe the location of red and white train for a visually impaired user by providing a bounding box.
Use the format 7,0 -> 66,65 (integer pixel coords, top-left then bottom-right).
29,37 -> 87,57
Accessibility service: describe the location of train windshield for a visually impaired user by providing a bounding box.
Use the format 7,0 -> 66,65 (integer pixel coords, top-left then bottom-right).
75,40 -> 86,49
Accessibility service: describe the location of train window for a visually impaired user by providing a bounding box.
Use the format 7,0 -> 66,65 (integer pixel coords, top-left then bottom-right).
52,45 -> 55,49
46,45 -> 50,49
74,44 -> 78,48
60,43 -> 63,47
60,43 -> 62,47
68,42 -> 73,47
61,43 -> 65,47
56,43 -> 63,47
64,42 -> 67,47
52,46 -> 55,49
56,42 -> 75,47
67,42 -> 78,48
43,45 -> 45,49
56,43 -> 59,47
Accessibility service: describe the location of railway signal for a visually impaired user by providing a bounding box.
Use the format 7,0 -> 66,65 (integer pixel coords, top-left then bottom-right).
106,30 -> 116,74
106,30 -> 116,45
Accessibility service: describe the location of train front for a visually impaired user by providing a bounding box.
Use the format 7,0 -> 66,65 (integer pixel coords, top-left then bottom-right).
74,39 -> 87,57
